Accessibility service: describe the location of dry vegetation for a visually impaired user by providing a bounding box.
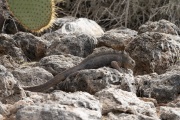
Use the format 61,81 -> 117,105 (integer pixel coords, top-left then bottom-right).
58,0 -> 180,30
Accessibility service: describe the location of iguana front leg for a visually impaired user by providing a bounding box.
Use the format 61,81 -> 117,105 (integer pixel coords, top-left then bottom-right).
111,61 -> 123,72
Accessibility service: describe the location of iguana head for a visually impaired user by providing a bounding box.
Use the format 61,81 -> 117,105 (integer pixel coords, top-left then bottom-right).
121,51 -> 135,70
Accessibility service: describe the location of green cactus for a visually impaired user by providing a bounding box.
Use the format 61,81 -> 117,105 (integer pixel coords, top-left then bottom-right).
6,0 -> 56,33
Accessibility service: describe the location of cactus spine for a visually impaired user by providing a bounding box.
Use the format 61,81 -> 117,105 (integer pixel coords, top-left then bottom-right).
6,0 -> 56,33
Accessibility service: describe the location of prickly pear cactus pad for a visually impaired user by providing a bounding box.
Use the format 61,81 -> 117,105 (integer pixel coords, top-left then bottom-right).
6,0 -> 56,32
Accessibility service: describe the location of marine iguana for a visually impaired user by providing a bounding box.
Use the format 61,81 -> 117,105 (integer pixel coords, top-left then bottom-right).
23,50 -> 135,92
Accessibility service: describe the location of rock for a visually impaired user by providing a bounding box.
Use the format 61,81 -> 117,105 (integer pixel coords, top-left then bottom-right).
0,101 -> 9,116
52,17 -> 76,31
4,19 -> 25,34
13,32 -> 48,61
95,87 -> 159,120
139,97 -> 158,107
136,66 -> 180,103
56,18 -> 104,38
139,19 -> 180,35
0,13 -> 5,33
0,65 -> 24,104
0,55 -> 19,70
56,67 -> 136,94
102,113 -> 141,120
106,27 -> 138,36
126,32 -> 180,75
167,95 -> 180,108
41,31 -> 64,43
97,27 -> 137,50
16,91 -> 101,120
12,67 -> 53,87
160,107 -> 180,120
0,115 -> 4,120
38,54 -> 83,75
0,100 -> 32,119
0,33 -> 26,63
46,34 -> 97,57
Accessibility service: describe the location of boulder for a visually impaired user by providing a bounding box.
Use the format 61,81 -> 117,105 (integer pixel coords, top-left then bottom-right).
51,16 -> 76,31
136,65 -> 180,103
56,18 -> 104,38
0,65 -> 24,104
0,55 -> 19,70
12,67 -> 53,87
126,32 -> 180,75
56,67 -> 136,94
46,34 -> 97,57
13,32 -> 48,61
0,33 -> 26,63
160,107 -> 180,120
97,27 -> 137,50
167,95 -> 180,108
138,19 -> 180,35
38,54 -> 83,75
16,91 -> 101,120
96,87 -> 159,120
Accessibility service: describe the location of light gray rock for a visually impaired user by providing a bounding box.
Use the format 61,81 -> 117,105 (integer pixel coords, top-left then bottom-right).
160,107 -> 180,120
38,54 -> 83,75
126,32 -> 180,75
16,91 -> 101,120
12,67 -> 53,87
136,65 -> 180,103
57,18 -> 104,38
13,32 -> 48,61
0,101 -> 8,116
106,27 -> 138,36
0,33 -> 26,63
96,87 -> 159,120
0,115 -> 4,120
0,65 -> 24,104
52,17 -> 76,31
139,19 -> 180,35
167,95 -> 180,108
41,31 -> 64,43
56,67 -> 136,94
0,55 -> 19,70
97,27 -> 137,50
46,34 -> 97,57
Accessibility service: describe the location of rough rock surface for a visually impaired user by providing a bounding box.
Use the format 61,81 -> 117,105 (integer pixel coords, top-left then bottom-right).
139,19 -> 180,35
46,34 -> 97,57
0,65 -> 24,104
136,65 -> 180,103
51,17 -> 76,31
56,67 -> 136,94
126,32 -> 180,75
95,87 -> 159,120
0,19 -> 180,120
0,13 -> 4,33
38,54 -> 83,75
12,67 -> 53,87
0,55 -> 19,70
97,27 -> 137,50
57,18 -> 104,38
16,91 -> 101,120
13,32 -> 48,61
0,33 -> 26,63
159,107 -> 180,120
167,95 -> 180,108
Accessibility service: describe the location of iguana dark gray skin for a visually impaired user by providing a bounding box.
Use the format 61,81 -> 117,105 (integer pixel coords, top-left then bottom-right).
23,51 -> 135,92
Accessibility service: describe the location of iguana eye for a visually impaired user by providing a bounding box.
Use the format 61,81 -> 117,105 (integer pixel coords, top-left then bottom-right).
132,60 -> 135,65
